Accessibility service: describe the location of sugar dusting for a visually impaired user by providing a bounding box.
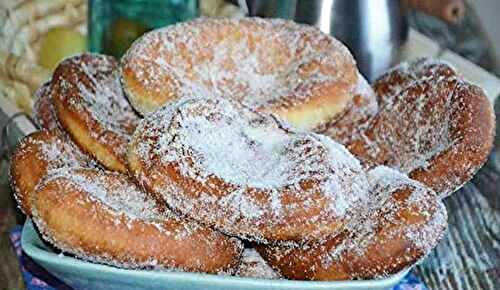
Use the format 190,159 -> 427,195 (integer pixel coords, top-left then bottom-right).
46,169 -> 163,221
320,166 -> 447,272
131,96 -> 370,241
122,17 -> 357,113
375,58 -> 458,103
31,168 -> 243,272
53,53 -> 140,158
10,131 -> 93,216
325,58 -> 494,197
259,166 -> 448,279
33,81 -> 60,131
317,73 -> 379,143
76,60 -> 137,135
366,59 -> 460,173
235,248 -> 281,279
38,136 -> 90,172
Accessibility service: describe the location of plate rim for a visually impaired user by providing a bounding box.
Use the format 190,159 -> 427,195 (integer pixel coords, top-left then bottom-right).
21,219 -> 410,289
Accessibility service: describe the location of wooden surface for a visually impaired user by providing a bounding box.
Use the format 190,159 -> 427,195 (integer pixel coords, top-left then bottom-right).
415,177 -> 500,289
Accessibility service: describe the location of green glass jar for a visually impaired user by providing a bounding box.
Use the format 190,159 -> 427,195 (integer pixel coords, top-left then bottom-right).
88,0 -> 198,57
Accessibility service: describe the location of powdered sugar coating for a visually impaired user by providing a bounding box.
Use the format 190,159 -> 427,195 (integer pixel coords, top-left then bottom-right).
374,58 -> 458,104
121,17 -> 357,127
10,130 -> 94,216
31,168 -> 243,272
257,166 -> 448,280
316,73 -> 379,143
32,81 -> 96,159
36,134 -> 92,170
235,248 -> 281,279
42,169 -> 164,221
33,81 -> 59,131
332,58 -> 494,197
129,97 -> 369,242
323,166 -> 447,262
55,53 -> 138,134
51,53 -> 140,172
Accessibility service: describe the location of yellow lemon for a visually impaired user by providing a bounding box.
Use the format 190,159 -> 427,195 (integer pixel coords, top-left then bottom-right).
39,27 -> 86,71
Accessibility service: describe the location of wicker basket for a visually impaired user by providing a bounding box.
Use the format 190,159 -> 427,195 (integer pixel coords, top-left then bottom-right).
0,0 -> 87,114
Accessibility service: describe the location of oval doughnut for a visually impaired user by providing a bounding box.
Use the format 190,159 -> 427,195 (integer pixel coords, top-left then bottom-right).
346,67 -> 495,197
257,166 -> 447,280
121,17 -> 358,130
10,130 -> 92,216
31,168 -> 243,273
128,97 -> 370,243
51,53 -> 140,173
319,59 -> 455,146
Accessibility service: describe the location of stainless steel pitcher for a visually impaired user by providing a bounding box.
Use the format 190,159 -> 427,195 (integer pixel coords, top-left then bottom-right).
246,0 -> 409,81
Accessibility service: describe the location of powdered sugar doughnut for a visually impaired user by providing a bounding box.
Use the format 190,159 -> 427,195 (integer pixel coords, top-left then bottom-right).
257,166 -> 447,280
121,17 -> 358,130
346,61 -> 495,197
31,168 -> 243,273
128,97 -> 369,243
51,53 -> 140,173
10,130 -> 93,216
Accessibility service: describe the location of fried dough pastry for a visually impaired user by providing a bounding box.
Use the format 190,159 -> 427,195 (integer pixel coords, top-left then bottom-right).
51,53 -> 140,173
122,17 -> 358,130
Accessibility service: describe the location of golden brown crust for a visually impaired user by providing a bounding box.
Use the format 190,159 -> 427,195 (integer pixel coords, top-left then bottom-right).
32,81 -> 60,132
51,53 -> 140,173
9,130 -> 91,216
373,58 -> 457,104
408,82 -> 495,195
322,59 -> 495,197
128,97 -> 369,243
257,167 -> 447,280
10,131 -> 50,216
315,74 -> 378,144
32,168 -> 243,273
121,17 -> 357,129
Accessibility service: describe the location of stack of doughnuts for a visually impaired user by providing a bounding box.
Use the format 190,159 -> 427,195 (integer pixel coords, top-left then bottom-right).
12,53 -> 242,273
10,17 -> 495,281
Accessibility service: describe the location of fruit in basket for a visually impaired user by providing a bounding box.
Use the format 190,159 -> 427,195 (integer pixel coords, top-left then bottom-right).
38,27 -> 86,71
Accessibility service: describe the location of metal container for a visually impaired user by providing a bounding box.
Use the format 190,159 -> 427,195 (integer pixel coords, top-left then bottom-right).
247,0 -> 409,81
